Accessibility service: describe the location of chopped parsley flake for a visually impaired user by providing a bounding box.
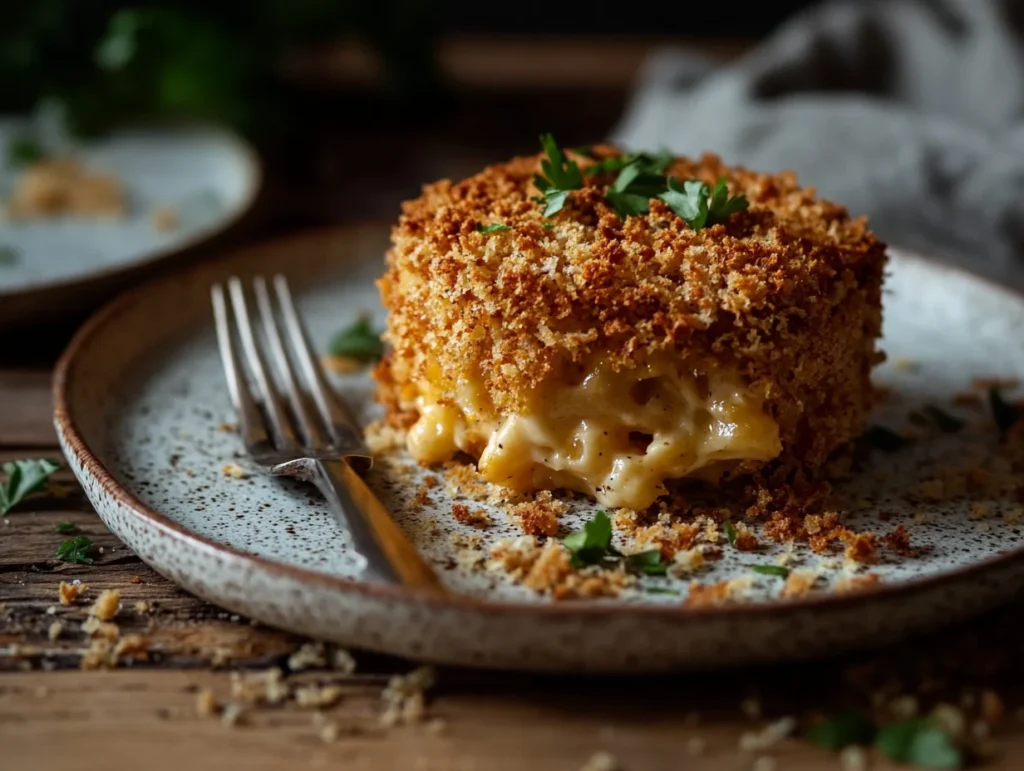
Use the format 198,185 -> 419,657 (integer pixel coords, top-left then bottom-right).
751,564 -> 789,578
56,535 -> 95,564
562,511 -> 667,575
723,520 -> 737,546
477,223 -> 511,234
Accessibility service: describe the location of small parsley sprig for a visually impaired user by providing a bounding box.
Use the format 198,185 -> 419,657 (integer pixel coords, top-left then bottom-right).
562,511 -> 667,576
329,315 -> 383,363
659,176 -> 749,230
56,535 -> 95,564
477,223 -> 511,234
533,133 -> 585,217
0,458 -> 61,516
807,713 -> 963,769
751,564 -> 790,578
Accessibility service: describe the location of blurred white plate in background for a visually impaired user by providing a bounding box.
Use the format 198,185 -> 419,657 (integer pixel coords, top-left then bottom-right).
0,118 -> 261,328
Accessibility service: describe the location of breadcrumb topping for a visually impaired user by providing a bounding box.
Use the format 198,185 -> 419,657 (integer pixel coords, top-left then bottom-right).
378,146 -> 886,485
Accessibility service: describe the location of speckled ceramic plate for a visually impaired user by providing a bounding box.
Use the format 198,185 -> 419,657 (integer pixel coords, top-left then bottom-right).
0,118 -> 261,328
54,225 -> 1024,673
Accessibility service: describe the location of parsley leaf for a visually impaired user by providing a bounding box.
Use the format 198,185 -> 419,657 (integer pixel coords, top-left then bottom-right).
752,564 -> 790,578
806,712 -> 876,750
563,512 -> 667,575
723,520 -> 737,546
541,222 -> 555,230
0,246 -> 17,265
875,719 -> 962,769
477,223 -> 511,234
534,133 -> 584,217
0,459 -> 61,516
989,386 -> 1020,437
7,137 -> 46,167
866,426 -> 908,452
626,549 -> 668,576
56,535 -> 95,565
329,315 -> 383,363
659,176 -> 749,230
573,144 -> 597,158
644,586 -> 681,595
56,521 -> 76,534
563,510 -> 616,567
923,405 -> 964,433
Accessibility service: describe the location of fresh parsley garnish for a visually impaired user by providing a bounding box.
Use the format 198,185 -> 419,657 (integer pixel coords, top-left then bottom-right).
659,176 -> 749,230
534,134 -> 748,228
573,144 -> 597,159
533,133 -> 584,217
875,718 -> 962,769
866,426 -> 908,452
806,712 -> 876,751
7,137 -> 46,167
329,315 -> 383,363
751,564 -> 790,578
477,223 -> 511,234
644,586 -> 681,595
0,459 -> 61,516
723,520 -> 737,546
989,386 -> 1020,437
56,535 -> 95,565
0,246 -> 17,265
563,510 -> 617,568
921,405 -> 964,433
56,521 -> 76,534
562,511 -> 667,575
541,222 -> 555,230
627,549 -> 668,576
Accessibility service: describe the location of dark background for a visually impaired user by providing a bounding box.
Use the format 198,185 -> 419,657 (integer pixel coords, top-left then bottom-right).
439,1 -> 819,36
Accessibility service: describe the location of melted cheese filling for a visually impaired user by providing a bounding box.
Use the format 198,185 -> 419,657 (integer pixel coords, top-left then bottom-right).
404,357 -> 781,510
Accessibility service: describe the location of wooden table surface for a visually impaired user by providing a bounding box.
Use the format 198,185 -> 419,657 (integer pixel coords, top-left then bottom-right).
5,35 -> 1024,771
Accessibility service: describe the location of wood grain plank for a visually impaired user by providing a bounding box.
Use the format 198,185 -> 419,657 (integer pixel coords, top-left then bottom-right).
0,371 -> 55,448
2,669 -> 1021,771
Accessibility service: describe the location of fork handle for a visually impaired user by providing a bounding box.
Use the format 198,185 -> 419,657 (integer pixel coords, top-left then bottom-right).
311,459 -> 445,593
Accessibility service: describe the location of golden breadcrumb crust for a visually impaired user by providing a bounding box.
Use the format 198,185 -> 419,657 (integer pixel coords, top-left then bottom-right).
376,146 -> 886,475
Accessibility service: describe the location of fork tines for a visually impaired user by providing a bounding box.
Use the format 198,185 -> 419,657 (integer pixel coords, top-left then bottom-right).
211,275 -> 365,457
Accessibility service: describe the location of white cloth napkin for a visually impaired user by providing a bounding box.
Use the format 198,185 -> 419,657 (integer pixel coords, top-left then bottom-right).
611,0 -> 1024,288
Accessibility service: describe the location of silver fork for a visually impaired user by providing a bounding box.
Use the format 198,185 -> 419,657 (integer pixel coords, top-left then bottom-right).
211,274 -> 443,593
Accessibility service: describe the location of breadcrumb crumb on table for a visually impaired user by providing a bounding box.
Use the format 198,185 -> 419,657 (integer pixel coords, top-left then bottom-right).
195,688 -> 219,718
90,589 -> 120,621
380,666 -> 436,728
58,580 -> 89,606
579,751 -> 621,771
288,642 -> 327,672
47,621 -> 62,642
294,685 -> 344,709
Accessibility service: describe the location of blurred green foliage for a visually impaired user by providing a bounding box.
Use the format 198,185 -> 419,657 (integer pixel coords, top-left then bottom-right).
0,1 -> 441,137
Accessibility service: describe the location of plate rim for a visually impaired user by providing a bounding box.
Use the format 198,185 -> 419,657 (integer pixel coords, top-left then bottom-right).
51,224 -> 1024,622
0,122 -> 263,301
